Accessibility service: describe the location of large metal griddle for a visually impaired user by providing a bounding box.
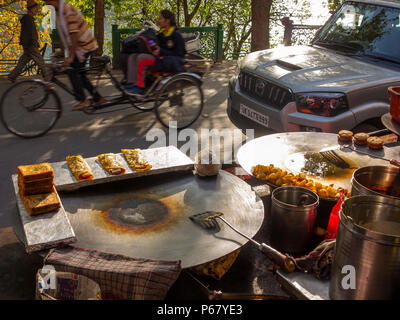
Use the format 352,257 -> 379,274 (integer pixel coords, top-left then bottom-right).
14,170 -> 264,269
62,171 -> 264,268
237,132 -> 400,192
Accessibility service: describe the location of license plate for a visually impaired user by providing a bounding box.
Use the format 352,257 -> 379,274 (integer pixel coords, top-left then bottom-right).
239,103 -> 270,128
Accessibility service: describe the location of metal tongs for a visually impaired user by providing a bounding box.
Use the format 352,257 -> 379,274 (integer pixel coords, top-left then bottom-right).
189,211 -> 296,273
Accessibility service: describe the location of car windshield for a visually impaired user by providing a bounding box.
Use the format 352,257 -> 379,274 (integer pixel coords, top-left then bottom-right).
314,1 -> 400,63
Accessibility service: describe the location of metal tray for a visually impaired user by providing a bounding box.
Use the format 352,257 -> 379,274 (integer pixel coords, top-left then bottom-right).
52,146 -> 194,192
11,175 -> 76,253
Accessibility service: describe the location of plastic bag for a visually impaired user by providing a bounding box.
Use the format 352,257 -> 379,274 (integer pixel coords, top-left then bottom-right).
324,195 -> 344,239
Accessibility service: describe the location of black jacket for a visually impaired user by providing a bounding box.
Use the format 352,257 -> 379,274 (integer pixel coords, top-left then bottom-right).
157,28 -> 186,57
19,14 -> 39,49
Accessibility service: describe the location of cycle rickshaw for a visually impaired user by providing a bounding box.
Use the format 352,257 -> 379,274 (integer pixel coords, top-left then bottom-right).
0,32 -> 210,138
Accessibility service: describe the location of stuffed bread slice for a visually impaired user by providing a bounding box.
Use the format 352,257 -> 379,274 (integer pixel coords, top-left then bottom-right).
66,155 -> 94,181
97,153 -> 126,175
121,149 -> 152,172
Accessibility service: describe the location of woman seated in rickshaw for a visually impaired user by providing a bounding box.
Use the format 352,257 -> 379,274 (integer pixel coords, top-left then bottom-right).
124,9 -> 186,96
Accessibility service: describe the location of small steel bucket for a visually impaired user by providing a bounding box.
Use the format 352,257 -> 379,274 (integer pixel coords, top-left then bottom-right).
329,195 -> 400,300
270,186 -> 319,254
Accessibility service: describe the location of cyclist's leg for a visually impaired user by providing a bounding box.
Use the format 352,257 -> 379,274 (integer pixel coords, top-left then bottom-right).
67,58 -> 87,103
126,53 -> 140,85
29,46 -> 52,81
8,49 -> 30,82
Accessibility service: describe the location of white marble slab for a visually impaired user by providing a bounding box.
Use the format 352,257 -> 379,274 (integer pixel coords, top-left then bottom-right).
52,146 -> 194,192
12,175 -> 76,253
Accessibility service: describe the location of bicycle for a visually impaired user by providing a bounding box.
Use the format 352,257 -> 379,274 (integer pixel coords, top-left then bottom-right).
0,54 -> 205,138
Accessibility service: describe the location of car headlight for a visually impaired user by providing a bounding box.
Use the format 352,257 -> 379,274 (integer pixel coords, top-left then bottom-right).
296,92 -> 349,117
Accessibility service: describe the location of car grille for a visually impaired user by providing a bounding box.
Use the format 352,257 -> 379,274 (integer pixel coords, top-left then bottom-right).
239,72 -> 293,110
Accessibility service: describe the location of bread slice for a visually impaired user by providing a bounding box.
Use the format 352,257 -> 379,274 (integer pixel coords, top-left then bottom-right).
18,176 -> 53,188
18,175 -> 54,196
22,189 -> 61,216
18,163 -> 54,183
19,184 -> 55,196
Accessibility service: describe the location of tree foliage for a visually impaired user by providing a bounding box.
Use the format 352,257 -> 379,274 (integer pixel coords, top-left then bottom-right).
1,0 -> 316,68
327,0 -> 343,12
0,0 -> 51,74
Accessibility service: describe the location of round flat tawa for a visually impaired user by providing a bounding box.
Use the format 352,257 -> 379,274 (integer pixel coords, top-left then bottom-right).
237,132 -> 400,192
382,113 -> 400,136
59,171 -> 264,269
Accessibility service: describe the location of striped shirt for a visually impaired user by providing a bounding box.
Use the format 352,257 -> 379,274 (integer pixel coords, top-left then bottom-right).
63,3 -> 98,53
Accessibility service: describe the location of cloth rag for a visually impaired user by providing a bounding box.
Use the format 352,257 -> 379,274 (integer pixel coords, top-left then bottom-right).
293,239 -> 336,280
44,245 -> 182,300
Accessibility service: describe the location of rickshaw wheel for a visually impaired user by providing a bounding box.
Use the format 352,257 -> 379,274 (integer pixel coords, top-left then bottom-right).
155,75 -> 203,129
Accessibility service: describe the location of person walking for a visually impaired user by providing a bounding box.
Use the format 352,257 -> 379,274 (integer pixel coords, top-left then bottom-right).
8,0 -> 52,83
44,0 -> 106,111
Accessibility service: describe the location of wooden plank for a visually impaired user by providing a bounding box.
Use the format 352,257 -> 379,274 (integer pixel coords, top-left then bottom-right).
52,146 -> 194,192
11,176 -> 76,254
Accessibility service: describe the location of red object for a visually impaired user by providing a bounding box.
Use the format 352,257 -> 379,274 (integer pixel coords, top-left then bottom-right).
324,195 -> 344,239
137,58 -> 156,88
388,87 -> 400,124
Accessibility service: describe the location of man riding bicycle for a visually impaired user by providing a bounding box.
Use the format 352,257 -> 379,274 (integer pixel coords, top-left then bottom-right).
44,0 -> 106,111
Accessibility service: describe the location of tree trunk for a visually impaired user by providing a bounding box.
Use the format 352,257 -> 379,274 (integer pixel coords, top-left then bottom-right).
251,0 -> 273,52
93,0 -> 104,57
182,0 -> 202,27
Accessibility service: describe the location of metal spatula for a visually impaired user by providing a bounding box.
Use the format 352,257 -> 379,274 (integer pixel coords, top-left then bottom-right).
319,149 -> 350,169
190,211 -> 296,273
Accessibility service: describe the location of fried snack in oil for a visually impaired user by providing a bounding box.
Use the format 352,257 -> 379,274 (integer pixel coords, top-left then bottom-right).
252,164 -> 349,199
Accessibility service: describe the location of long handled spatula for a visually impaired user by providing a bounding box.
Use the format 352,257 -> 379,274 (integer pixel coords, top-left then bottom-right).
190,211 -> 296,273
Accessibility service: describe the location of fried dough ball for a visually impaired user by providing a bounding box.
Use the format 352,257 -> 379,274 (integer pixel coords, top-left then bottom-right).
305,181 -> 315,189
252,163 -> 348,199
318,189 -> 329,198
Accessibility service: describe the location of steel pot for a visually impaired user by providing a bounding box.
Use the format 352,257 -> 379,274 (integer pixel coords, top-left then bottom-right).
270,186 -> 319,254
329,195 -> 400,300
351,166 -> 400,200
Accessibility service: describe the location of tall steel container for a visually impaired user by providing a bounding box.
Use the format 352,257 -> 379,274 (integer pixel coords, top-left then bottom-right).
329,195 -> 400,300
270,186 -> 319,254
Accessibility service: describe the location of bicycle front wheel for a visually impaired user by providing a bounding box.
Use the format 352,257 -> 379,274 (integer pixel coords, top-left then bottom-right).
155,75 -> 204,129
0,80 -> 62,138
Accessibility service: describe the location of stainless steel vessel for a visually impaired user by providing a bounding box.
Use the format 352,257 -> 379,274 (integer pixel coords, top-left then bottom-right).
351,166 -> 400,201
329,195 -> 400,300
270,186 -> 319,254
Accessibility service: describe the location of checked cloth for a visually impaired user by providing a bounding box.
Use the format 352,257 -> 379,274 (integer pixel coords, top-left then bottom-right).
44,245 -> 182,300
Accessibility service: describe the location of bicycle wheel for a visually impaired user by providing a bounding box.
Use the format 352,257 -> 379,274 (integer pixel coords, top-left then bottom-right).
155,75 -> 203,129
0,80 -> 62,138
